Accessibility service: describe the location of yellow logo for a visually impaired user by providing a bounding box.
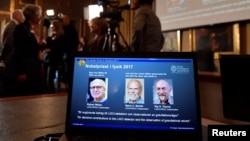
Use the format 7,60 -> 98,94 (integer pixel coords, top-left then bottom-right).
78,59 -> 85,66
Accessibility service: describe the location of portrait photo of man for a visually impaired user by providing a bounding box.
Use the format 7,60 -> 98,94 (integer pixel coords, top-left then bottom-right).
125,79 -> 144,104
87,78 -> 108,103
153,79 -> 174,105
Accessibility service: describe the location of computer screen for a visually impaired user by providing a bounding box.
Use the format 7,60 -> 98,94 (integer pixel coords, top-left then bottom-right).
66,52 -> 202,140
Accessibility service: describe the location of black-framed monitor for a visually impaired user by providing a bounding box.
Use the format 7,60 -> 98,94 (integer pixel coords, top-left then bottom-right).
63,51 -> 202,141
219,54 -> 250,122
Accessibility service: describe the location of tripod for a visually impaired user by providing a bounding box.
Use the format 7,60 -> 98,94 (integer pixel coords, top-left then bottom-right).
102,23 -> 130,52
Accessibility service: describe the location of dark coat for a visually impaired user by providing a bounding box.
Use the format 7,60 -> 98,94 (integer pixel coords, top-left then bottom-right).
45,35 -> 65,66
13,21 -> 43,94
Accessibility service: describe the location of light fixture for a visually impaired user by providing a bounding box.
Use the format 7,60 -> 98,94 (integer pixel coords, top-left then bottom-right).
88,4 -> 103,20
46,9 -> 55,17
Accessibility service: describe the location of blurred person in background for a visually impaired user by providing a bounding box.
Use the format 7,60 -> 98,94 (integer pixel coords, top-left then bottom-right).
60,15 -> 79,86
0,9 -> 25,97
43,20 -> 66,93
13,4 -> 45,95
87,17 -> 108,51
78,36 -> 88,51
130,0 -> 164,52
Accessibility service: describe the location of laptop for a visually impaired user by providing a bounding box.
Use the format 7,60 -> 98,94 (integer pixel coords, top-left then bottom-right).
60,51 -> 202,141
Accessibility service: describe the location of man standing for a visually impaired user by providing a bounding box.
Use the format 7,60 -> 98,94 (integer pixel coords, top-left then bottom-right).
130,0 -> 164,52
0,9 -> 25,96
13,4 -> 45,95
1,9 -> 25,64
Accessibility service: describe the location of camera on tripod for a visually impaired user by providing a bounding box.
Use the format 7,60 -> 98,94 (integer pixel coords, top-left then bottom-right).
95,0 -> 131,52
98,0 -> 130,28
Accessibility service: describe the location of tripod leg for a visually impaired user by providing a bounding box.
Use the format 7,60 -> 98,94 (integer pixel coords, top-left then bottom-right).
118,26 -> 130,51
102,34 -> 109,51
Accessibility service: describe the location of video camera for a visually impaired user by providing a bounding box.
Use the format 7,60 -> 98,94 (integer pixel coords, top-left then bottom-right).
96,0 -> 130,28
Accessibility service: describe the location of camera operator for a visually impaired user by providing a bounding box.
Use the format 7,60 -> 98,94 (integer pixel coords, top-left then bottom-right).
87,17 -> 109,51
130,0 -> 164,52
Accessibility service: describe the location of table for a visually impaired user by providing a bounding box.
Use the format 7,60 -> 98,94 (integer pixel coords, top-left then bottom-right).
0,93 -> 225,141
0,93 -> 67,141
